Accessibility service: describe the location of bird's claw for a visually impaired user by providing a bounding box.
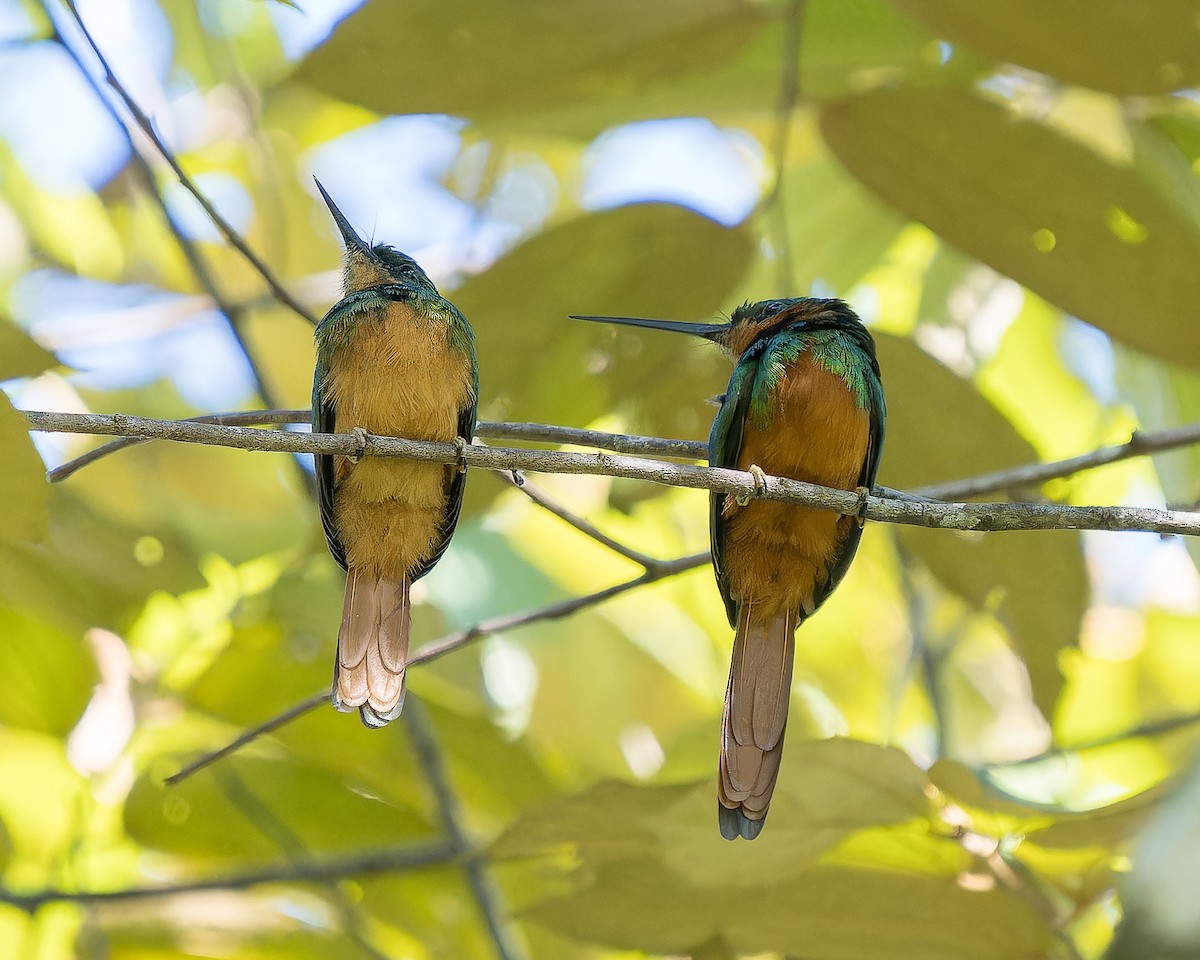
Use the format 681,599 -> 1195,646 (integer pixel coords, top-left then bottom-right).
348,426 -> 370,464
455,436 -> 469,474
737,464 -> 769,506
854,484 -> 871,525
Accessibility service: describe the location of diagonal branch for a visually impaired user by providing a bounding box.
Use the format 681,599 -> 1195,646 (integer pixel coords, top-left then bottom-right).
55,0 -> 318,326
165,552 -> 709,785
23,410 -> 1200,537
0,841 -> 457,911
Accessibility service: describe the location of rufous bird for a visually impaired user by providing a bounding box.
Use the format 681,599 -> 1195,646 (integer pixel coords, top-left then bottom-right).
575,299 -> 885,838
312,179 -> 477,727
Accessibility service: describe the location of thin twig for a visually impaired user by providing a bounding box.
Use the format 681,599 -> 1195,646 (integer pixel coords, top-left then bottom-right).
164,691 -> 330,786
763,0 -> 806,296
24,411 -> 1200,537
494,468 -> 660,568
984,711 -> 1200,770
915,424 -> 1200,501
0,841 -> 457,911
56,0 -> 317,326
165,552 -> 709,785
405,698 -> 524,960
40,11 -> 283,409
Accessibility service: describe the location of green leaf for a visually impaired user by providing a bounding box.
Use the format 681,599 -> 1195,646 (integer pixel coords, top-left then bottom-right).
495,738 -> 933,877
0,392 -> 48,546
0,320 -> 55,379
522,858 -> 1052,958
889,0 -> 1200,95
456,204 -> 754,441
821,87 -> 1200,368
125,754 -> 430,863
874,334 -> 1086,715
0,608 -> 96,736
295,0 -> 766,127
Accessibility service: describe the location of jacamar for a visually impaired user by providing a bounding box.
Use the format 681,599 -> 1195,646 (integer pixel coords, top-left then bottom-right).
575,299 -> 885,839
312,179 -> 478,728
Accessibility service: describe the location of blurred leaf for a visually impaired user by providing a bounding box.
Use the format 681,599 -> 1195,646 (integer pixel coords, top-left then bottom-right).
296,0 -> 767,128
125,754 -> 429,863
0,607 -> 95,736
889,0 -> 1200,96
1025,781 -> 1167,849
874,333 -> 1087,715
781,150 -> 907,295
496,739 -> 933,878
458,204 -> 753,441
822,87 -> 1200,367
521,857 -> 1051,958
0,393 -> 48,546
0,321 -> 56,379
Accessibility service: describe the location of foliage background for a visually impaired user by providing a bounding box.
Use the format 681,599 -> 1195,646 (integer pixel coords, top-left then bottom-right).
3,0 -> 1200,957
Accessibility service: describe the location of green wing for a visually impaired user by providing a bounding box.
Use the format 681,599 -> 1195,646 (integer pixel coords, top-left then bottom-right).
708,350 -> 760,628
312,337 -> 347,571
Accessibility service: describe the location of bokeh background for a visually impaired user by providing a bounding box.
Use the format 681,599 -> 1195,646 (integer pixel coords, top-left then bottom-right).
3,0 -> 1200,957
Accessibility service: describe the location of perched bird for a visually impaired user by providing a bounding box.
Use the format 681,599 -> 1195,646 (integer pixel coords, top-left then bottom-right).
312,179 -> 478,728
575,299 -> 884,839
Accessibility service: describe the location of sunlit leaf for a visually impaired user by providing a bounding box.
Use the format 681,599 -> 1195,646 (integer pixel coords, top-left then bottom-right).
874,333 -> 1087,715
822,87 -> 1200,367
0,320 -> 56,379
0,392 -> 48,546
0,607 -> 95,736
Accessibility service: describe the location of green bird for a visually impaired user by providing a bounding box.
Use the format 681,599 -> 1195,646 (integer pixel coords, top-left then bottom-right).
312,179 -> 478,728
575,299 -> 885,839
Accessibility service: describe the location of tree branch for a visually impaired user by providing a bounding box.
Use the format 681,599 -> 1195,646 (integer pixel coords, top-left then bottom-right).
165,552 -> 709,785
404,698 -> 524,960
24,410 -> 1200,537
54,0 -> 318,326
0,841 -> 457,911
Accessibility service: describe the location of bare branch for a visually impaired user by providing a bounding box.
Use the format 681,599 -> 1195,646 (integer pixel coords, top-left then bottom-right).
915,424 -> 1200,501
55,0 -> 318,326
166,552 -> 709,785
24,410 -> 1200,537
985,711 -> 1200,770
404,699 -> 524,960
0,841 -> 457,911
164,691 -> 330,786
39,10 -> 286,410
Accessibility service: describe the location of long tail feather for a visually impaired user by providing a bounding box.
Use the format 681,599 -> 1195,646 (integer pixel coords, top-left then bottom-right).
334,568 -> 411,728
718,603 -> 796,840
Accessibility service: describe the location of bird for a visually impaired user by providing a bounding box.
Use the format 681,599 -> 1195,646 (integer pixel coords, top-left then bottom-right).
311,179 -> 478,728
574,299 -> 885,839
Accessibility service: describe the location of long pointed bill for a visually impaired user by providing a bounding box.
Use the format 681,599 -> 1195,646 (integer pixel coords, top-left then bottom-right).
570,314 -> 728,341
314,177 -> 374,260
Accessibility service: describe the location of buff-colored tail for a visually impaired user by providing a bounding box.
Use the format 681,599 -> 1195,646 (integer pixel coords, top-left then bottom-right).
718,603 -> 796,840
334,567 -> 411,728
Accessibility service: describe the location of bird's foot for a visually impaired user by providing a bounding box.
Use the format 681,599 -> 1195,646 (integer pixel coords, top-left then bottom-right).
854,484 -> 871,526
348,426 -> 370,464
454,436 -> 469,474
737,464 -> 769,506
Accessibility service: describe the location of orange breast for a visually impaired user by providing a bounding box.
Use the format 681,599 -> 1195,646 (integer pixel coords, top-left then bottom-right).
720,352 -> 870,621
322,302 -> 475,578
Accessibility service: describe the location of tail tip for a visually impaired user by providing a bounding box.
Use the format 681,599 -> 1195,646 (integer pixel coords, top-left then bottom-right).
719,804 -> 766,841
358,696 -> 405,729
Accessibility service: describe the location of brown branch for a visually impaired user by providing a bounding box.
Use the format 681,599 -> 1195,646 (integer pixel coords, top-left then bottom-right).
24,410 -> 1200,537
56,0 -> 318,326
0,841 -> 457,911
165,552 -> 709,785
914,424 -> 1200,501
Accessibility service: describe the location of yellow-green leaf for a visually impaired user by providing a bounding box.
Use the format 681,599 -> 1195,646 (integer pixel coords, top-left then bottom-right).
0,392 -> 48,546
821,87 -> 1200,367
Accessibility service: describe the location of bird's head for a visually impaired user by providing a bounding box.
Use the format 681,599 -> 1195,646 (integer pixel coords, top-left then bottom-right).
572,297 -> 872,360
314,178 -> 438,297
